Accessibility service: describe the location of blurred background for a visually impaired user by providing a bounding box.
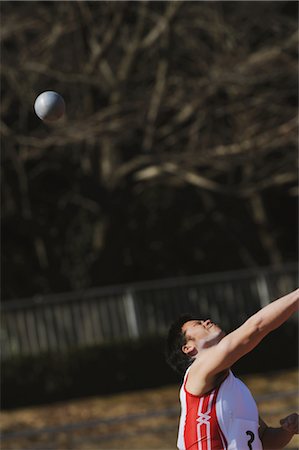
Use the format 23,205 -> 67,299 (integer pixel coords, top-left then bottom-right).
1,1 -> 298,449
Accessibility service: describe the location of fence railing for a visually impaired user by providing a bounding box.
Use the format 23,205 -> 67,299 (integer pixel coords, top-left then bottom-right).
1,264 -> 297,359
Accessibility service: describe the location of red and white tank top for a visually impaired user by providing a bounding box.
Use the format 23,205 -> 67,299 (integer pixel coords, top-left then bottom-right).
177,368 -> 263,450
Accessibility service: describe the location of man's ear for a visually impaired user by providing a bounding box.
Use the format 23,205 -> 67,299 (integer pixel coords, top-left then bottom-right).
182,343 -> 198,357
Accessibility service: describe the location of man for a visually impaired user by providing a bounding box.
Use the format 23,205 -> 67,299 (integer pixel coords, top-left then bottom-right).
165,288 -> 299,449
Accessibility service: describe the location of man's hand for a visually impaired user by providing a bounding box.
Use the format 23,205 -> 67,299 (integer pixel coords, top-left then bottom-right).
280,413 -> 298,435
260,414 -> 298,449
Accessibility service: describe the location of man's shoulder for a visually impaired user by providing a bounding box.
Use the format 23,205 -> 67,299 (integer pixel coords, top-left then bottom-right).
185,364 -> 230,396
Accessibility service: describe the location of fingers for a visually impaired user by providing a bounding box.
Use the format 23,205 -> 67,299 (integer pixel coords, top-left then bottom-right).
280,413 -> 299,434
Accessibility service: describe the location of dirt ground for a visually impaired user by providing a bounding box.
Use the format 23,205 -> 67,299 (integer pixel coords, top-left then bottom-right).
1,369 -> 298,450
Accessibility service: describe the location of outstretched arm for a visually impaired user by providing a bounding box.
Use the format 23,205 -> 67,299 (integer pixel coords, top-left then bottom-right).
259,414 -> 298,449
192,288 -> 299,380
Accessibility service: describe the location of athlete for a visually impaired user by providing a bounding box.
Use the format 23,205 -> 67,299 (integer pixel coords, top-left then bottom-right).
165,288 -> 299,449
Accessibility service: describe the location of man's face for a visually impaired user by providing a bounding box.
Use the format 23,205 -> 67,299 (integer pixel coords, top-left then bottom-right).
181,319 -> 225,355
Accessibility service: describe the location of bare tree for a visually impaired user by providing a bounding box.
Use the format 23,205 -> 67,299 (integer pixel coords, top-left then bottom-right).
1,1 -> 297,297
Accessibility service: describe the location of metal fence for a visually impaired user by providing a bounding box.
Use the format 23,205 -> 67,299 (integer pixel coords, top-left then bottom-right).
1,264 -> 297,359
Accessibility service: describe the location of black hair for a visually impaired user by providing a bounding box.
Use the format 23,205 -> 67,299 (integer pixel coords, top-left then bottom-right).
165,313 -> 199,376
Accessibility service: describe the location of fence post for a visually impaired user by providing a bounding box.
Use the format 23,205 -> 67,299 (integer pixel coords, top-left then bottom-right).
123,290 -> 139,339
256,275 -> 270,308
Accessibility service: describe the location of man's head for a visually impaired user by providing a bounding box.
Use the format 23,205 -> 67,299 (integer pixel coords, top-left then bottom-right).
165,314 -> 225,375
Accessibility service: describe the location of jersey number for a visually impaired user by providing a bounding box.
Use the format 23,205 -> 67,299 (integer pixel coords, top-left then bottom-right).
246,430 -> 255,450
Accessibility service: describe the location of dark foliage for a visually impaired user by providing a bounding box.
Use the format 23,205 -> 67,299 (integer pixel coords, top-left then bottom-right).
2,322 -> 297,410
